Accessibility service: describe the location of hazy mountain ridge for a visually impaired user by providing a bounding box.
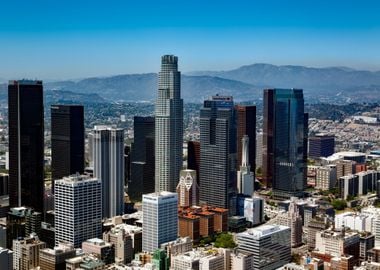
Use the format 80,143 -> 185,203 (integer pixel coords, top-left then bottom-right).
2,63 -> 380,103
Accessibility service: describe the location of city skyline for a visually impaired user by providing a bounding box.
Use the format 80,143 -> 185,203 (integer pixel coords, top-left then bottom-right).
1,1 -> 380,79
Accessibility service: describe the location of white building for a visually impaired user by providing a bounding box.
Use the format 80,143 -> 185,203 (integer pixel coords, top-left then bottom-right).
93,125 -> 125,218
243,197 -> 264,226
237,135 -> 254,196
176,169 -> 199,208
13,234 -> 45,270
362,206 -> 380,246
0,248 -> 12,270
230,252 -> 254,270
142,192 -> 178,252
155,55 -> 183,192
335,212 -> 374,232
315,165 -> 337,190
55,174 -> 102,247
236,225 -> 291,270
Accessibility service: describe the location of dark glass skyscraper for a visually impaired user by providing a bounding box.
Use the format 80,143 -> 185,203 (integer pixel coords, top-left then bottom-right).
51,105 -> 84,192
187,141 -> 200,183
199,95 -> 236,209
129,116 -> 155,201
309,134 -> 335,159
262,89 -> 307,200
236,105 -> 256,172
8,80 -> 44,212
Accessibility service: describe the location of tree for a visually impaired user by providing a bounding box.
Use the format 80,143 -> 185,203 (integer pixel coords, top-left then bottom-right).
214,233 -> 237,249
332,199 -> 347,210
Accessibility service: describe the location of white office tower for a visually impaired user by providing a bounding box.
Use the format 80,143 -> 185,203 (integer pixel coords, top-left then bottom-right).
155,55 -> 183,192
142,192 -> 178,252
236,224 -> 291,270
93,125 -> 125,218
237,135 -> 254,196
244,197 -> 265,226
0,248 -> 13,270
55,174 -> 102,247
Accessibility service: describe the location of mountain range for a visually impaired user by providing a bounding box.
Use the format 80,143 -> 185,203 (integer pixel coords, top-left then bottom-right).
2,63 -> 380,103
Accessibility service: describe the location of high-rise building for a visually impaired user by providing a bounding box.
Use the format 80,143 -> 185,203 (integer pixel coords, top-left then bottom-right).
236,105 -> 256,172
276,200 -> 303,247
262,89 -> 307,199
51,105 -> 84,193
93,125 -> 125,218
256,132 -> 263,170
8,80 -> 44,212
199,95 -> 236,209
54,174 -> 102,247
309,134 -> 335,159
155,55 -> 183,192
0,174 -> 8,196
237,135 -> 254,196
103,226 -> 134,264
0,248 -> 13,270
236,224 -> 291,270
176,169 -> 199,208
142,192 -> 178,252
187,141 -> 200,182
129,116 -> 155,201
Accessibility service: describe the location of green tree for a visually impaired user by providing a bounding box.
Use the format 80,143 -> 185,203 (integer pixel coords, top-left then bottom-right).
214,233 -> 237,249
332,199 -> 347,210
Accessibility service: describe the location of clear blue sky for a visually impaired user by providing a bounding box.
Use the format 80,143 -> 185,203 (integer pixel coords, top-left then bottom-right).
1,0 -> 380,80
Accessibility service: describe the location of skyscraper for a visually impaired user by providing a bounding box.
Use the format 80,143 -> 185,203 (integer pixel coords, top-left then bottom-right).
236,105 -> 256,172
155,55 -> 183,192
199,95 -> 236,209
93,126 -> 124,218
142,192 -> 178,252
262,89 -> 307,199
187,141 -> 200,182
129,116 -> 155,201
309,134 -> 335,159
8,80 -> 44,212
176,169 -> 199,208
51,105 -> 84,193
237,135 -> 254,196
55,175 -> 102,248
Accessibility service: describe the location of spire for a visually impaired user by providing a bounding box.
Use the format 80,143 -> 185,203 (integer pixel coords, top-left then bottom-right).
242,135 -> 249,167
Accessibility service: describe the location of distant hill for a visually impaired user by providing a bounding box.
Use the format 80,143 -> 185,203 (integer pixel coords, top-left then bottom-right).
188,63 -> 380,93
2,63 -> 380,103
0,83 -> 106,104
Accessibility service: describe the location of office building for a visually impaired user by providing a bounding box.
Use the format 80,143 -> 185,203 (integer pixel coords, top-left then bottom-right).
155,55 -> 183,192
237,135 -> 254,196
0,174 -> 8,196
236,224 -> 291,270
51,105 -> 84,193
256,132 -> 263,170
243,197 -> 264,226
236,105 -> 256,173
200,95 -> 236,209
55,175 -> 102,247
187,141 -> 200,181
39,243 -> 76,270
103,225 -> 134,264
93,125 -> 124,218
262,89 -> 307,199
315,165 -> 337,191
0,248 -> 13,270
82,238 -> 115,265
12,234 -> 46,270
176,169 -> 199,208
276,201 -> 303,247
230,252 -> 254,270
129,116 -> 155,201
142,192 -> 178,252
8,80 -> 44,212
309,134 -> 335,159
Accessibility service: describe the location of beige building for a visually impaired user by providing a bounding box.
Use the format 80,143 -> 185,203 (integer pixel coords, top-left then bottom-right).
103,226 -> 133,264
12,234 -> 46,270
315,165 -> 337,190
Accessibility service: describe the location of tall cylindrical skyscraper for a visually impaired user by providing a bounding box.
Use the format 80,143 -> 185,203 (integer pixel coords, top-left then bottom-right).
155,55 -> 183,192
